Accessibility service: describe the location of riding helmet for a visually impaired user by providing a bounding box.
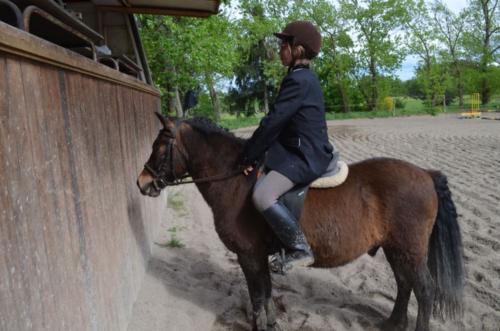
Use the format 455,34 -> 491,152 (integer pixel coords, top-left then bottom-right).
274,20 -> 322,58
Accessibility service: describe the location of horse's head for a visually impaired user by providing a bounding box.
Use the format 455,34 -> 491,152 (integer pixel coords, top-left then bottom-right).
136,113 -> 189,197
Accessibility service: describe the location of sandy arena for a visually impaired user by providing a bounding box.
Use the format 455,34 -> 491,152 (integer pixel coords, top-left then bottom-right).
128,114 -> 500,331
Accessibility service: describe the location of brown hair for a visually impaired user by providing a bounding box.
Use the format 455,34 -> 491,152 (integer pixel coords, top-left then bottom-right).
291,44 -> 315,61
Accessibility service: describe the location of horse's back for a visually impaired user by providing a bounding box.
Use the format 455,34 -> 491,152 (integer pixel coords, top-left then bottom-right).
302,157 -> 438,267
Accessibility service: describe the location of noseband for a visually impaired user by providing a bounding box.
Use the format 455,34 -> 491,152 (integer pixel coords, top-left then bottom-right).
143,126 -> 243,189
144,133 -> 189,189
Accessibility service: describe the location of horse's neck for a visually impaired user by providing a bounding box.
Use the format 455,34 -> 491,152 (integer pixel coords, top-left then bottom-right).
183,132 -> 250,212
184,133 -> 236,177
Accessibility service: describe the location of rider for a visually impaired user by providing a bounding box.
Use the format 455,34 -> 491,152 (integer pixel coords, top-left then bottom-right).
239,21 -> 334,268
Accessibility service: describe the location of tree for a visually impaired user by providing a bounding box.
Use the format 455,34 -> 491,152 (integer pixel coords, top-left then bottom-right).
432,1 -> 468,106
302,0 -> 356,113
138,9 -> 238,120
339,0 -> 409,111
405,0 -> 443,106
138,16 -> 185,116
463,0 -> 499,104
415,62 -> 450,108
228,0 -> 292,116
229,2 -> 274,116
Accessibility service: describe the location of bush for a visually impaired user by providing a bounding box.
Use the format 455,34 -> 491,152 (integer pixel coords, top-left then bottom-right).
383,96 -> 395,112
190,94 -> 215,120
425,107 -> 440,116
395,97 -> 406,109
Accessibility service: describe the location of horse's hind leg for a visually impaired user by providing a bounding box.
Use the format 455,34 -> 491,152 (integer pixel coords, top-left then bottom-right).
381,249 -> 412,331
411,264 -> 434,331
238,253 -> 275,331
383,249 -> 435,331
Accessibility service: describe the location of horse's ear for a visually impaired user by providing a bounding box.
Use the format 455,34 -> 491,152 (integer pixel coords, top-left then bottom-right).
155,112 -> 169,128
155,112 -> 177,136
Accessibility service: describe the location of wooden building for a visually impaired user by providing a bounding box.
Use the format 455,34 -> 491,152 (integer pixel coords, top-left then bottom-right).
0,1 -> 219,330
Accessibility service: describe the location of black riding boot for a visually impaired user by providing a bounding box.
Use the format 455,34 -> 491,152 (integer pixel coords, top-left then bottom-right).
262,201 -> 314,269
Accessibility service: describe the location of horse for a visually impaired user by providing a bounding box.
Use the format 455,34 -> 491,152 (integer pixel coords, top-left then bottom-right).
136,113 -> 465,331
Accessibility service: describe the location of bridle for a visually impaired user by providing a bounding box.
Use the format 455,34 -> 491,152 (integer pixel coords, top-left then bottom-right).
143,127 -> 243,189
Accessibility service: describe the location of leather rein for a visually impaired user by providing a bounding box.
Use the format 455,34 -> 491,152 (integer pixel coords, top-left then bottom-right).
144,127 -> 243,189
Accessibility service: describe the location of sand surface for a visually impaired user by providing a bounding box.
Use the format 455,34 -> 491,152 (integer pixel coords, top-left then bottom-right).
128,114 -> 500,331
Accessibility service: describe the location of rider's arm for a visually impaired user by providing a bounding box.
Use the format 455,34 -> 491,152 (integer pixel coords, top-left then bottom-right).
239,75 -> 305,166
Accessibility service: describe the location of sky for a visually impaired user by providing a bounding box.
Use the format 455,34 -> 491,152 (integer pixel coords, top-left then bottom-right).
395,0 -> 469,80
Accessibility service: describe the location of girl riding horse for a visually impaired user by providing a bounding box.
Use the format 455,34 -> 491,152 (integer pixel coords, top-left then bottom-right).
239,21 -> 335,270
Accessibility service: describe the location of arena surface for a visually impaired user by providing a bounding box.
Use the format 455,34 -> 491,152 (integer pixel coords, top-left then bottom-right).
128,114 -> 500,331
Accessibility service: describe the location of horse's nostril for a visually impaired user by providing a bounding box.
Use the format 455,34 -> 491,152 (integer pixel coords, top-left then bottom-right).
137,180 -> 149,195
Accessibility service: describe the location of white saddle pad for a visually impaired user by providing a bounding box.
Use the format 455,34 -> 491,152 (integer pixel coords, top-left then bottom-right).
310,161 -> 348,188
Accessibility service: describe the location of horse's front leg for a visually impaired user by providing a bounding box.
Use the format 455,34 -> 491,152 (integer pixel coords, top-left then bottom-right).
238,252 -> 275,331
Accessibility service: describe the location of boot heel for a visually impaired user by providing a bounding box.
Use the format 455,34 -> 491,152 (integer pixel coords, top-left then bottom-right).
287,252 -> 314,268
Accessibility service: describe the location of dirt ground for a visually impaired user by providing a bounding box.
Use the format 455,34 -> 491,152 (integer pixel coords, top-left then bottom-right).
127,114 -> 500,331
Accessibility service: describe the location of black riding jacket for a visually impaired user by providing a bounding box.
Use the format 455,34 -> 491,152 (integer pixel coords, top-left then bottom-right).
240,64 -> 334,184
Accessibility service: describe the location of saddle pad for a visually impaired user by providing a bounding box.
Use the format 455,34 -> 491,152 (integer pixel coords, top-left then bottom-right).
310,161 -> 348,188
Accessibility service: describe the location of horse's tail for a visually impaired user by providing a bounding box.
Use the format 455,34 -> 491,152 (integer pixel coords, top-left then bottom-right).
428,170 -> 465,320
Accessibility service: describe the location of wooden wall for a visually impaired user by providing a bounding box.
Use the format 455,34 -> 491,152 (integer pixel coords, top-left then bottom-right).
0,24 -> 165,331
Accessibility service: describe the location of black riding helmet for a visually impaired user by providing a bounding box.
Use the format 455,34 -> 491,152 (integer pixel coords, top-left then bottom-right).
274,20 -> 322,59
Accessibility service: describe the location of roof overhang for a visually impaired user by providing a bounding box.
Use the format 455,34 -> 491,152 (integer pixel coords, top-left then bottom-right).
90,0 -> 220,17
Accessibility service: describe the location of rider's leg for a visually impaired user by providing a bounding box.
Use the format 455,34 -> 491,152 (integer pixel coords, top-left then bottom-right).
252,170 -> 294,211
252,171 -> 314,267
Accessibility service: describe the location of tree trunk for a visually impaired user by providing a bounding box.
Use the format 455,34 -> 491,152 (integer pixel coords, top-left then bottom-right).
480,71 -> 490,105
167,87 -> 183,117
167,65 -> 183,117
339,82 -> 350,113
168,92 -> 176,115
174,87 -> 183,118
480,0 -> 492,105
455,63 -> 464,107
205,74 -> 221,122
263,85 -> 270,114
369,56 -> 378,111
424,58 -> 434,107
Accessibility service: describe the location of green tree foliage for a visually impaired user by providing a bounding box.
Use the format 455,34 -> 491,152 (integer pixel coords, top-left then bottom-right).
227,1 -> 281,116
302,0 -> 357,112
405,0 -> 442,106
431,0 -> 468,106
339,0 -> 409,111
138,0 -> 499,121
462,0 -> 499,104
138,10 -> 238,119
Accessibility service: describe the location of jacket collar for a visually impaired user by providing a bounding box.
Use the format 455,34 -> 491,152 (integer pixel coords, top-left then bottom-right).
288,63 -> 310,73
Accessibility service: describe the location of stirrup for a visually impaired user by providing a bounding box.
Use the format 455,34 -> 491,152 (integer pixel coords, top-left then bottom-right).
269,249 -> 291,275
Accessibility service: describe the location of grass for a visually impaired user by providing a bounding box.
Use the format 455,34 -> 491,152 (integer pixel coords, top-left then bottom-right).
450,94 -> 500,112
167,191 -> 188,217
216,95 -> 500,129
160,192 -> 188,248
156,226 -> 185,248
219,112 -> 264,130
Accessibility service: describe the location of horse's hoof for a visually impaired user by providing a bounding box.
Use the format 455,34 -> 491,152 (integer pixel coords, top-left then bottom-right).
378,318 -> 408,331
267,322 -> 281,331
253,307 -> 267,331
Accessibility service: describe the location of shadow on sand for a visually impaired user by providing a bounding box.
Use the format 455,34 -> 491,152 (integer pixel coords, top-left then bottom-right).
144,246 -> 402,330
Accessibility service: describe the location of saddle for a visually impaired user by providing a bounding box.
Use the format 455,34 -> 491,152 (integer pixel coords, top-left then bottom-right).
278,152 -> 348,220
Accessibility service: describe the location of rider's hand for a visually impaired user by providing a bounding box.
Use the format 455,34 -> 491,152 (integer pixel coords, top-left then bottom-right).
243,166 -> 254,176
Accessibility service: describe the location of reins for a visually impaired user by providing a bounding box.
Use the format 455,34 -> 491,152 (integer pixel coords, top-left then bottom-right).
156,168 -> 244,186
144,123 -> 245,188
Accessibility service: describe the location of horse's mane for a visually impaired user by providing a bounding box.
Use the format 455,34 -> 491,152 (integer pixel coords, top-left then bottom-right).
184,117 -> 245,145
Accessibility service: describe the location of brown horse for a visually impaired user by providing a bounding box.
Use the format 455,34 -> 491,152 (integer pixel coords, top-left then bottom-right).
137,114 -> 465,331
